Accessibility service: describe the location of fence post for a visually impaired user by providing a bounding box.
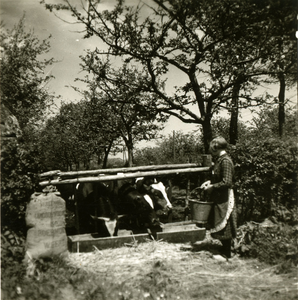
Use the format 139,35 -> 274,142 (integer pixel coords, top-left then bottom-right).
74,186 -> 80,234
167,179 -> 173,222
94,185 -> 98,234
201,154 -> 212,185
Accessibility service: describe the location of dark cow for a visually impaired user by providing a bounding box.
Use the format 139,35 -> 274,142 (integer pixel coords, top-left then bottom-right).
56,182 -> 117,237
75,182 -> 118,237
56,183 -> 76,210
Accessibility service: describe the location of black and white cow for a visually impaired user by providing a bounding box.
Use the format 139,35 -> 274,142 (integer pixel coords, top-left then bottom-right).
105,178 -> 162,235
56,176 -> 172,237
135,177 -> 172,219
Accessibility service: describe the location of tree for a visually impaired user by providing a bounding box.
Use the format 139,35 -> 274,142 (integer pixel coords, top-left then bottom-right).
0,16 -> 55,130
39,100 -> 121,170
80,94 -> 123,168
259,0 -> 297,137
78,61 -> 167,166
43,0 -> 294,152
0,16 -> 55,235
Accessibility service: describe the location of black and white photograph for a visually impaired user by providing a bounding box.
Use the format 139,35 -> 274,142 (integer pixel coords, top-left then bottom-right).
1,0 -> 297,299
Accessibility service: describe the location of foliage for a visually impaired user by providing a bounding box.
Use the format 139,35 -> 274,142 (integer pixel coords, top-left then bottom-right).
261,0 -> 297,87
133,146 -> 163,166
77,60 -> 167,166
134,131 -> 206,188
0,16 -> 55,237
42,0 -> 297,151
231,136 -> 297,224
39,100 -> 122,171
235,220 -> 298,273
134,130 -> 203,166
1,140 -> 42,235
249,104 -> 298,138
0,15 -> 55,129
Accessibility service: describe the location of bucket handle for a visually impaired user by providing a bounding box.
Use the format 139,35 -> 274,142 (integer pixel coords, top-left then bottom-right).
190,186 -> 208,202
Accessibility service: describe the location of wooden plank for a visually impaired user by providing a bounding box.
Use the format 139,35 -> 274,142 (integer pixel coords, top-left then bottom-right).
39,170 -> 60,178
68,233 -> 151,252
39,166 -> 211,186
157,228 -> 205,244
161,220 -> 196,227
161,224 -> 198,233
39,163 -> 200,179
68,227 -> 206,252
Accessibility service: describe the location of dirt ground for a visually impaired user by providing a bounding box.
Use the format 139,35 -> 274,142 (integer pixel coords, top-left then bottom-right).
58,188 -> 298,300
64,236 -> 298,300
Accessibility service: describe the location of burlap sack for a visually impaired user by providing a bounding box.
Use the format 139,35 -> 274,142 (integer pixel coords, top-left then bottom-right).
25,191 -> 67,259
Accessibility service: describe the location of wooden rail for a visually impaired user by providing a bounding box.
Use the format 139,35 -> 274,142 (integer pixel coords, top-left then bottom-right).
39,166 -> 211,186
39,163 -> 201,179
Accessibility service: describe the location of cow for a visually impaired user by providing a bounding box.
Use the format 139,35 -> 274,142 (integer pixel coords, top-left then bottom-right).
56,183 -> 76,211
75,182 -> 118,237
56,176 -> 172,237
106,179 -> 162,235
135,177 -> 172,220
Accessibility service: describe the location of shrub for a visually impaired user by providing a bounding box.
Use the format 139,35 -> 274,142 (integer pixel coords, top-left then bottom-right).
230,137 -> 297,225
1,140 -> 42,235
235,220 -> 298,273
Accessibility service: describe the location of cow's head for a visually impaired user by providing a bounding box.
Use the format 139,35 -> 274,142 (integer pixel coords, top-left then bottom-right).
150,182 -> 173,216
90,216 -> 118,237
136,177 -> 172,213
77,182 -> 118,236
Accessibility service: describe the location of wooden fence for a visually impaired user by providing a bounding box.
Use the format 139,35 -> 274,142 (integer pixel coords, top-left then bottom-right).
39,160 -> 212,234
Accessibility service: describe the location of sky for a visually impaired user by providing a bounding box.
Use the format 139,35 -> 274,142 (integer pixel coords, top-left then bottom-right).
0,0 -> 200,139
1,0 -> 296,147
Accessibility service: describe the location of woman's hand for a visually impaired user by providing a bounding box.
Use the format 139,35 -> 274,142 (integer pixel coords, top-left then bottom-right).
200,180 -> 213,194
200,180 -> 211,189
204,184 -> 214,194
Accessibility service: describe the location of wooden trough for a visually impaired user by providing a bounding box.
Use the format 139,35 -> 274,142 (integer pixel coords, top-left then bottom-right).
68,221 -> 206,253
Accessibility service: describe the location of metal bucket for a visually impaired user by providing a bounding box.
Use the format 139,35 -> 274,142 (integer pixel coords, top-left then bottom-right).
189,199 -> 213,223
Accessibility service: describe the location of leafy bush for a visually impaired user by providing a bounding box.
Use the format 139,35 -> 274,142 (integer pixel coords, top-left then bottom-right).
235,220 -> 298,273
1,140 -> 42,235
230,137 -> 297,225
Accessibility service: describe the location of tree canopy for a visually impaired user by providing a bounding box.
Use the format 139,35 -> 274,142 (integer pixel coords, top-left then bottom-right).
0,16 -> 55,129
76,59 -> 167,166
43,0 -> 297,151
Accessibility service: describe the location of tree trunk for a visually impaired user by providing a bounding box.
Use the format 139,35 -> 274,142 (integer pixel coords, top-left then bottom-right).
202,117 -> 213,153
102,141 -> 113,169
127,145 -> 134,167
278,73 -> 286,137
229,82 -> 240,145
124,134 -> 134,167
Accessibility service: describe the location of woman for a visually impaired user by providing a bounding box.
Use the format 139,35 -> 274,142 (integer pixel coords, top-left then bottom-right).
201,136 -> 237,259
